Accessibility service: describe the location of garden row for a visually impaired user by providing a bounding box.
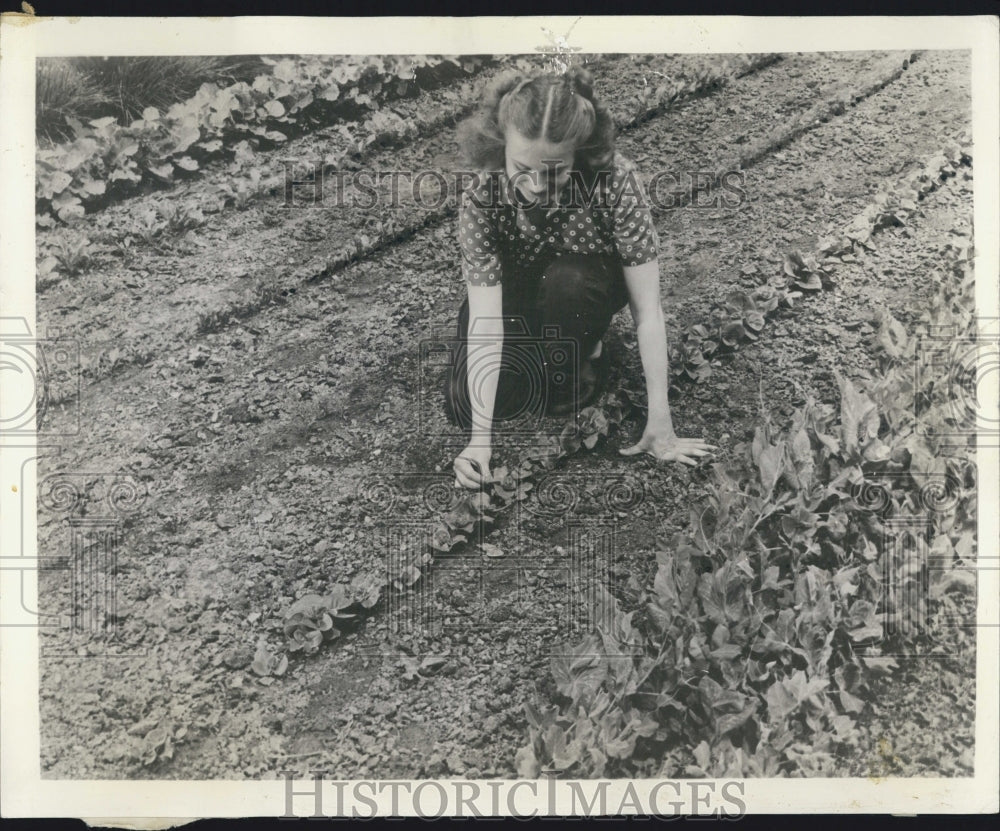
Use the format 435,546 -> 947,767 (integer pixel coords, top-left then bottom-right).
110,52 -> 735,227
36,56 -> 270,142
36,51 -> 761,230
36,54 -> 497,226
664,118 -> 963,391
516,140 -> 977,778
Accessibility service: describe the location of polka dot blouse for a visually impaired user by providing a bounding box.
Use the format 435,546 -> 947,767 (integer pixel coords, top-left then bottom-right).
458,154 -> 660,288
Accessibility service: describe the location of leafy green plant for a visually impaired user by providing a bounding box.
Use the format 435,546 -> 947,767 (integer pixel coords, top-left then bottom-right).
627,56 -> 777,127
281,576 -> 382,656
36,55 -> 496,226
521,390 -> 921,776
491,462 -> 536,503
838,137 -> 971,251
520,207 -> 977,780
667,250 -> 819,388
37,234 -> 97,281
250,638 -> 289,679
135,207 -> 166,244
215,167 -> 270,210
283,592 -> 345,654
138,721 -> 188,767
781,251 -> 834,292
37,254 -> 61,287
156,201 -> 205,234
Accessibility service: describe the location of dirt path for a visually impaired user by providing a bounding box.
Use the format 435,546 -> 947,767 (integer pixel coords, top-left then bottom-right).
37,50 -> 973,779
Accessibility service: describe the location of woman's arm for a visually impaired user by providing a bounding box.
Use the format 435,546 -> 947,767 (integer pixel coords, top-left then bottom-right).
623,260 -> 673,431
454,283 -> 504,489
620,260 -> 714,465
466,283 -> 504,440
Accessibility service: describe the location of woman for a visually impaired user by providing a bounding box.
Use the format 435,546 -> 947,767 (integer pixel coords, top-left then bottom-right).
445,67 -> 714,489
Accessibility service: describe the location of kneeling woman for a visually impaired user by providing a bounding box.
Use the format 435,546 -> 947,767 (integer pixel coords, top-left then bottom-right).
445,67 -> 714,489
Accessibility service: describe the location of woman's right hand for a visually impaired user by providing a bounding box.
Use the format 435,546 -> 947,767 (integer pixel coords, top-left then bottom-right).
453,443 -> 492,490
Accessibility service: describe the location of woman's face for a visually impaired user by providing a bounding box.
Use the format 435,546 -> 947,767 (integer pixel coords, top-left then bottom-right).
503,127 -> 575,206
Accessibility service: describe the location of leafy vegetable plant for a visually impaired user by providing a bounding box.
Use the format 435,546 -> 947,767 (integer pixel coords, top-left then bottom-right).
518,199 -> 976,780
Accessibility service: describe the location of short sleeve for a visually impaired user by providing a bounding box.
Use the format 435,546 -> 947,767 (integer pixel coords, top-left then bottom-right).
458,188 -> 503,288
609,159 -> 660,267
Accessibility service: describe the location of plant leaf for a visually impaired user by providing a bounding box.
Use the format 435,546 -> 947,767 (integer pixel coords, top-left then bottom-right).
721,321 -> 747,347
836,373 -> 879,458
795,273 -> 823,291
481,542 -> 504,559
757,439 -> 786,494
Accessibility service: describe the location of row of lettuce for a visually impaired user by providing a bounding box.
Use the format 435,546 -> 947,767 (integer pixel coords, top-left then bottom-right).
36,54 -> 495,227
36,53 -> 781,234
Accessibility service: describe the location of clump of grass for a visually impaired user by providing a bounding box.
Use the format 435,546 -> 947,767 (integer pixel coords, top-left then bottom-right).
36,59 -> 111,143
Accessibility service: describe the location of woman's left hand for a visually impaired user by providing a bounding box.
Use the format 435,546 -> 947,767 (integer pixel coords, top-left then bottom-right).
619,425 -> 715,466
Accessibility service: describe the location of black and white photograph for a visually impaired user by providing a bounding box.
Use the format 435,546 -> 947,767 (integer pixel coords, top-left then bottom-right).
1,14 -> 997,819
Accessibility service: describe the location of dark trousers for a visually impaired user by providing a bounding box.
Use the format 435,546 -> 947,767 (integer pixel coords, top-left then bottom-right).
444,253 -> 630,431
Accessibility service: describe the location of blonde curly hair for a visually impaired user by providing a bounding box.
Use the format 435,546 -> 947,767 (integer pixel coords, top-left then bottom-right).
456,64 -> 616,177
